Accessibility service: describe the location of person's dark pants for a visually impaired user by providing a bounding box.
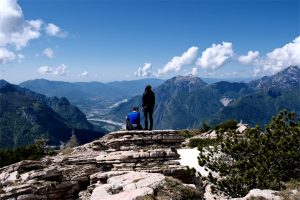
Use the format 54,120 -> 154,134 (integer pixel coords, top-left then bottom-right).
144,107 -> 153,130
126,119 -> 131,130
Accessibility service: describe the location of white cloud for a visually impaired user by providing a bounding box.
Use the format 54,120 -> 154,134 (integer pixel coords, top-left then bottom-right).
196,42 -> 233,70
0,0 -> 23,34
190,67 -> 198,76
45,23 -> 67,38
255,35 -> 300,75
37,64 -> 68,76
0,0 -> 43,50
0,47 -> 16,64
43,48 -> 54,58
0,0 -> 67,64
37,66 -> 53,75
238,50 -> 259,65
53,64 -> 68,76
81,71 -> 89,77
134,63 -> 152,77
157,46 -> 198,75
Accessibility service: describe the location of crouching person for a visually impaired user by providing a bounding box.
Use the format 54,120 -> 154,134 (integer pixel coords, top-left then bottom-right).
126,107 -> 143,130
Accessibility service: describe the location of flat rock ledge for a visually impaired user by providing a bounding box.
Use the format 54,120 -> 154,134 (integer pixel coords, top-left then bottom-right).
0,130 -> 202,200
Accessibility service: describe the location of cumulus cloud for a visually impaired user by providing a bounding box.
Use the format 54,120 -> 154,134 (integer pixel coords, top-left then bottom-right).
157,46 -> 198,75
37,64 -> 68,76
190,67 -> 198,76
0,0 -> 67,64
0,0 -> 23,35
37,66 -> 53,75
255,35 -> 300,75
45,23 -> 67,38
0,48 -> 16,64
53,64 -> 68,76
238,50 -> 259,65
134,63 -> 152,77
196,42 -> 233,70
0,0 -> 43,50
81,71 -> 89,77
42,48 -> 54,58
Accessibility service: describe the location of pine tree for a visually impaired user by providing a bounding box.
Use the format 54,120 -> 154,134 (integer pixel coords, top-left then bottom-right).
198,111 -> 300,197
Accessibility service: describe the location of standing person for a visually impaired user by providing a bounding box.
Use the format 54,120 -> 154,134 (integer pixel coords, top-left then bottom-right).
142,85 -> 155,130
126,107 -> 142,130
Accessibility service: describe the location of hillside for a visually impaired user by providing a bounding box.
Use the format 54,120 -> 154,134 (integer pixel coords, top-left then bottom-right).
19,78 -> 164,110
107,66 -> 300,129
0,80 -> 106,149
211,66 -> 300,126
106,76 -> 254,129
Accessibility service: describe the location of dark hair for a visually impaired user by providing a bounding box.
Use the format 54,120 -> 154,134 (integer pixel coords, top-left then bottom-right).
133,107 -> 139,111
145,85 -> 152,91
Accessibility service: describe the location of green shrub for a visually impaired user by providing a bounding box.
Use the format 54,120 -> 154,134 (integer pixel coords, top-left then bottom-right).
0,140 -> 45,167
215,119 -> 238,131
189,138 -> 220,150
201,122 -> 211,132
198,111 -> 300,197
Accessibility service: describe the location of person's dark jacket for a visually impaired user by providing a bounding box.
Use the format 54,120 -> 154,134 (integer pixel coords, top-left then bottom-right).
142,89 -> 155,109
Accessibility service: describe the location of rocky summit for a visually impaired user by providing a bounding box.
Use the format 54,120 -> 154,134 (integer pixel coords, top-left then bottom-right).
0,130 -> 203,200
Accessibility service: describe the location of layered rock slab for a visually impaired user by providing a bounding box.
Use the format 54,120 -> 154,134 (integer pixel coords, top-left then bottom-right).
0,130 -> 200,200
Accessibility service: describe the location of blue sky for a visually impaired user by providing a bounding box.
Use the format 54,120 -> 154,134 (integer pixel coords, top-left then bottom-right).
0,0 -> 299,83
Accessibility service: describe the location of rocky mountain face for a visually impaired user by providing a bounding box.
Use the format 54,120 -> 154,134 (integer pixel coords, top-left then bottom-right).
0,130 -> 203,200
107,75 -> 252,129
249,66 -> 300,91
213,66 -> 300,126
0,80 -> 105,149
108,66 -> 300,129
106,75 -> 213,129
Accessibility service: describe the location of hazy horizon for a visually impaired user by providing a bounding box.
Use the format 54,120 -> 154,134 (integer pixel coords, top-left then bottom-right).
4,75 -> 258,85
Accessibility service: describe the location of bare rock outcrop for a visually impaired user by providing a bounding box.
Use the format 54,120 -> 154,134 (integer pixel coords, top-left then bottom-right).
0,130 -> 202,200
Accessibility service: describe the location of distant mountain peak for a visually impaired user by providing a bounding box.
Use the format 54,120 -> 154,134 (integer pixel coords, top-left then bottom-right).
277,66 -> 300,76
250,66 -> 300,91
0,79 -> 10,88
156,75 -> 207,96
167,75 -> 207,86
284,65 -> 299,72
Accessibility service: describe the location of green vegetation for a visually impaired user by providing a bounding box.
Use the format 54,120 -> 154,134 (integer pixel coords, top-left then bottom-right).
198,111 -> 300,197
0,81 -> 105,149
201,122 -> 211,132
189,138 -> 220,150
215,119 -> 238,131
0,140 -> 48,168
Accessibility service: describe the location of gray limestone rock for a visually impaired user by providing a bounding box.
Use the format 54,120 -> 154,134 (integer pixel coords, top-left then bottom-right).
0,130 -> 199,200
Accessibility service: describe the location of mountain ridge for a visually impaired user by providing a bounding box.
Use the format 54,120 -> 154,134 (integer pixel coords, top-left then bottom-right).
107,66 -> 300,129
0,81 -> 105,149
